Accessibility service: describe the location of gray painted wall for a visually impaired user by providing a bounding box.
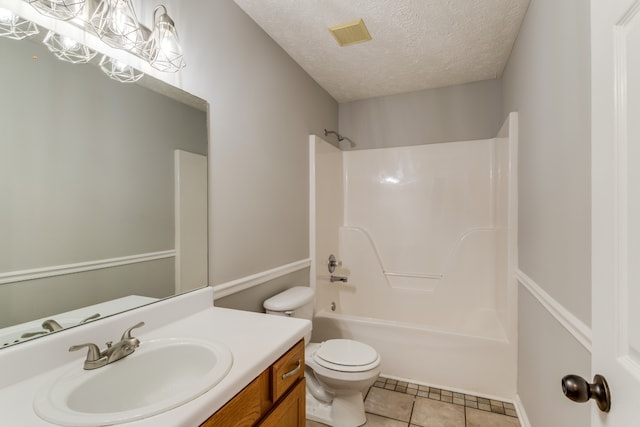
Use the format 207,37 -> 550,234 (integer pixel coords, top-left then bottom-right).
503,0 -> 591,326
0,261 -> 174,328
502,0 -> 592,424
338,79 -> 503,149
0,35 -> 207,327
215,269 -> 310,313
144,0 -> 339,288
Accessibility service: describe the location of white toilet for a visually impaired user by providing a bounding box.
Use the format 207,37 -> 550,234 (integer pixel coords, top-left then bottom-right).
264,286 -> 381,427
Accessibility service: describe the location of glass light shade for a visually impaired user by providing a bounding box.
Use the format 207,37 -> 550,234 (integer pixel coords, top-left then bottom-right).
0,8 -> 39,40
144,6 -> 185,72
44,31 -> 97,63
28,0 -> 86,21
89,0 -> 144,52
99,55 -> 143,83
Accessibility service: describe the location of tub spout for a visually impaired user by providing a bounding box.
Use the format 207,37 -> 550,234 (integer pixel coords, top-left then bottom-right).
330,275 -> 348,283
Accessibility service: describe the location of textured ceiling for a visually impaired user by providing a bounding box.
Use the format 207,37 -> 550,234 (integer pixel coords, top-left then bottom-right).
233,0 -> 530,103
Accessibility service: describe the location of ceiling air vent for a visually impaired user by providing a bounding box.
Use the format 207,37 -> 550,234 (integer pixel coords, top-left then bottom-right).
328,18 -> 372,47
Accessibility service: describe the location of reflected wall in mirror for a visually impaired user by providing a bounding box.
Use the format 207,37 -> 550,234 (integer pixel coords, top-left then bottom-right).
0,30 -> 208,348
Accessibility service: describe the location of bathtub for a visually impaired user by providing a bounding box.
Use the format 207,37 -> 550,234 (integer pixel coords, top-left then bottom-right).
309,222 -> 516,399
311,308 -> 516,400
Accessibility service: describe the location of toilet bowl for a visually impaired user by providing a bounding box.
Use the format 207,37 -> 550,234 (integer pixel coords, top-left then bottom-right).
264,287 -> 381,427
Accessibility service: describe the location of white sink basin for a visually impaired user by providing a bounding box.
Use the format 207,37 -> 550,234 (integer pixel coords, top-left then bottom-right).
33,337 -> 233,426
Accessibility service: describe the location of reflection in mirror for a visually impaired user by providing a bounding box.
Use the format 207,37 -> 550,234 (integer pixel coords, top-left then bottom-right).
0,28 -> 208,348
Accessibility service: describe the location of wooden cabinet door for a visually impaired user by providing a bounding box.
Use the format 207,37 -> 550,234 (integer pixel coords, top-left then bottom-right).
271,340 -> 305,402
258,378 -> 306,427
200,371 -> 270,427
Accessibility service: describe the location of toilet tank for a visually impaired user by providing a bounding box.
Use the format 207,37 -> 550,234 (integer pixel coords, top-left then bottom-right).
263,286 -> 315,321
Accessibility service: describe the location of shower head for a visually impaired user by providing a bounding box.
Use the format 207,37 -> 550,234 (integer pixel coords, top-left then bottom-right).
324,129 -> 344,141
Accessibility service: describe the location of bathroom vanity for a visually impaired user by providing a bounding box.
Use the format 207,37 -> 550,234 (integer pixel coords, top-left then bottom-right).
201,339 -> 305,426
0,288 -> 311,426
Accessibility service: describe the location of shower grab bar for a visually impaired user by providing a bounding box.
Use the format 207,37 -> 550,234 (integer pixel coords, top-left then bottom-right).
383,271 -> 443,280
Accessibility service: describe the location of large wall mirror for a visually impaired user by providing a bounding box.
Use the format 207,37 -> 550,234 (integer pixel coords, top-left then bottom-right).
0,24 -> 209,348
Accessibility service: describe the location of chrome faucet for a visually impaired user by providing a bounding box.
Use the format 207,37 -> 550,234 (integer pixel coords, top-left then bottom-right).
69,321 -> 145,370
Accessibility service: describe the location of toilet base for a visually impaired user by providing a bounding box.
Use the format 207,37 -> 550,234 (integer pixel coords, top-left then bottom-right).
306,388 -> 367,427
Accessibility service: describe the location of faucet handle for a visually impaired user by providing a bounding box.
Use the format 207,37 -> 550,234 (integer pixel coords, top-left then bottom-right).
42,319 -> 64,332
69,343 -> 102,362
121,321 -> 145,340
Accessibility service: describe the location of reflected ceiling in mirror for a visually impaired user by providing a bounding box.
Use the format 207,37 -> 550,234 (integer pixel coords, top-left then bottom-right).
0,25 -> 208,348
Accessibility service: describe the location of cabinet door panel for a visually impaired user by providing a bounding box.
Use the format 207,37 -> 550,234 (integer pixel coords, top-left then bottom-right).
200,371 -> 270,427
259,378 -> 306,427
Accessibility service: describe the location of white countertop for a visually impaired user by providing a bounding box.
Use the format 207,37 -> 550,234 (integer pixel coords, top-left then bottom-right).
0,288 -> 311,426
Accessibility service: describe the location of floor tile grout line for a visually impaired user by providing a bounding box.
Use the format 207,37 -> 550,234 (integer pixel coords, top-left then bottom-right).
408,398 -> 416,427
373,375 -> 519,419
367,377 -> 519,427
464,401 -> 467,427
331,376 -> 522,427
366,411 -> 414,426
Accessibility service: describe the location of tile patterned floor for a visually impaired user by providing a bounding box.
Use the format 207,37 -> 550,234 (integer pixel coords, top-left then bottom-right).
306,376 -> 520,427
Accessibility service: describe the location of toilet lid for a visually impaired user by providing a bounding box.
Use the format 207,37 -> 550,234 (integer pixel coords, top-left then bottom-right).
313,339 -> 379,371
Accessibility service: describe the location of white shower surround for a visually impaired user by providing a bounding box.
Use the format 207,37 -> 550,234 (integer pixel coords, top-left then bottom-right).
310,113 -> 518,398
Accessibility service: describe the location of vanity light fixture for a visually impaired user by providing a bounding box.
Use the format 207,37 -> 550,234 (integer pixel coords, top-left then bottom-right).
89,0 -> 144,52
28,0 -> 86,21
144,5 -> 185,72
99,54 -> 143,82
43,30 -> 97,63
0,7 -> 39,40
3,2 -> 184,82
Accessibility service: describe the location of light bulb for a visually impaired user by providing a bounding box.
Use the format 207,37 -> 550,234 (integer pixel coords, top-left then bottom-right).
110,2 -> 127,34
0,8 -> 18,25
60,34 -> 79,50
160,28 -> 176,52
144,6 -> 185,72
0,8 -> 39,40
113,58 -> 127,72
43,31 -> 96,63
90,0 -> 143,51
99,55 -> 144,83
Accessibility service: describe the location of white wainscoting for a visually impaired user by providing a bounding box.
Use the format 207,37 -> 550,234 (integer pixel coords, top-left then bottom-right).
516,269 -> 592,352
0,250 -> 176,285
516,269 -> 594,427
212,258 -> 311,299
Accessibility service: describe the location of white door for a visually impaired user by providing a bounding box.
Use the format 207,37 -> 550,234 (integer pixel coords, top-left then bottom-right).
592,0 -> 640,424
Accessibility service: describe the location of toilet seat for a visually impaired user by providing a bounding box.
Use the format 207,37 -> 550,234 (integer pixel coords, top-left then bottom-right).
312,339 -> 381,372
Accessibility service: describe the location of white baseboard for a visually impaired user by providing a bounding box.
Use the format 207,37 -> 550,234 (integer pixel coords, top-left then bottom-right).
513,394 -> 531,427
